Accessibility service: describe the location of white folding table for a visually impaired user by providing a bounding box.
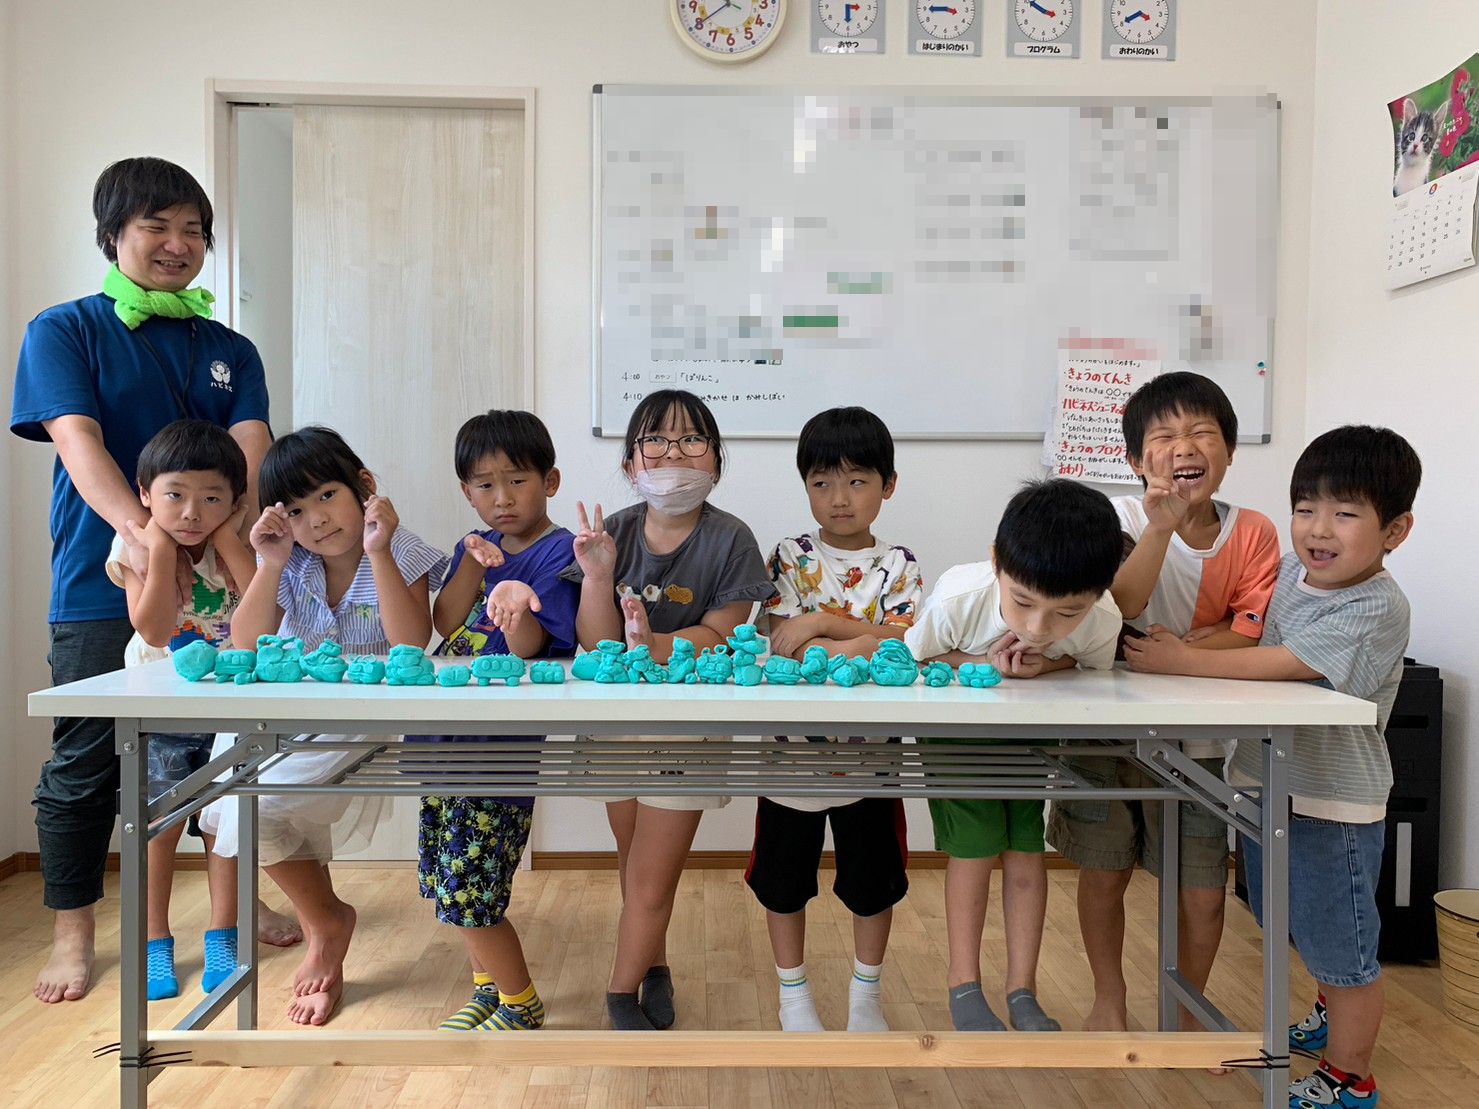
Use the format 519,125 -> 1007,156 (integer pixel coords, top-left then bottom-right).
28,661 -> 1373,1108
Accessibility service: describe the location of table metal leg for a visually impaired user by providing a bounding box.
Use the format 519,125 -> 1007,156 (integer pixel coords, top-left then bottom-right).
1157,787 -> 1182,1033
1260,726 -> 1292,1108
118,717 -> 150,1109
236,781 -> 259,1029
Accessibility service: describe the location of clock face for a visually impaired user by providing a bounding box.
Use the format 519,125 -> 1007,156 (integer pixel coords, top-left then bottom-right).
915,0 -> 975,39
819,0 -> 879,35
1014,0 -> 1073,41
1109,0 -> 1169,43
673,0 -> 787,61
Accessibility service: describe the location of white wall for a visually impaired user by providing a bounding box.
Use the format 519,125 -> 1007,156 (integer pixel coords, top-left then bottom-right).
1307,5 -> 1479,887
234,107 -> 293,436
0,1 -> 17,862
1,1 -> 1318,855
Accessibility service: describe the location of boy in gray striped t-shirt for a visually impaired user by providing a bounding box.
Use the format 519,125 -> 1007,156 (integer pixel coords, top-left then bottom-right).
1123,425 -> 1420,1109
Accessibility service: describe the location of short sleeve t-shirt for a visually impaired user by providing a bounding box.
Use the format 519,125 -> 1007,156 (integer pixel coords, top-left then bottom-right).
1114,495 -> 1281,760
761,532 -> 926,812
559,502 -> 776,634
105,534 -> 240,667
904,560 -> 1122,670
1228,552 -> 1410,823
275,527 -> 448,654
410,525 -> 580,810
11,294 -> 270,623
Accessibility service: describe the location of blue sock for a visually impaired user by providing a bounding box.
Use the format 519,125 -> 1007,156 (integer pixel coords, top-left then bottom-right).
202,928 -> 238,993
147,937 -> 179,1001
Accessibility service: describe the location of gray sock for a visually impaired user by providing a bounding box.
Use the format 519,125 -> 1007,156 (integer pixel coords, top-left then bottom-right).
639,965 -> 675,1030
1007,988 -> 1061,1032
607,991 -> 656,1030
948,982 -> 1006,1032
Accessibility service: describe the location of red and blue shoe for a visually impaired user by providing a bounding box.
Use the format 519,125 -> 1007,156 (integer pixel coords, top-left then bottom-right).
1290,1061 -> 1379,1107
1290,994 -> 1329,1053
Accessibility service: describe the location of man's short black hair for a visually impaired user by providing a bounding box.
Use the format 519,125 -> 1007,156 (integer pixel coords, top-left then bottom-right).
136,419 -> 247,500
455,410 -> 557,482
994,479 -> 1122,598
1121,371 -> 1238,464
93,157 -> 215,262
1290,425 -> 1422,526
260,426 -> 370,509
795,406 -> 896,481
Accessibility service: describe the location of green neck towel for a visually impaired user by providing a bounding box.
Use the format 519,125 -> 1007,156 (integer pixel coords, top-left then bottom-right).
103,264 -> 214,330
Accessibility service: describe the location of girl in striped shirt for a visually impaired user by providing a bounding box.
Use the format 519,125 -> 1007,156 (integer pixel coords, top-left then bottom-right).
203,426 -> 447,1027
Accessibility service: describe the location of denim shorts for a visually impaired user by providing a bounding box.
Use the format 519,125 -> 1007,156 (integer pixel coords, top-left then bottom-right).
146,732 -> 214,799
1240,813 -> 1385,988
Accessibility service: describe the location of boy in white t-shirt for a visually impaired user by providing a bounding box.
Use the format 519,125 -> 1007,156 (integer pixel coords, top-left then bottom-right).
906,480 -> 1123,1034
750,407 -> 924,1032
105,419 -> 257,1001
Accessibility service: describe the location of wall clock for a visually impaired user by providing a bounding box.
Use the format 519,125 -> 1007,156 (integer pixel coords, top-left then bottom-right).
813,0 -> 885,54
910,0 -> 981,56
1007,0 -> 1078,58
672,0 -> 788,62
1101,0 -> 1176,60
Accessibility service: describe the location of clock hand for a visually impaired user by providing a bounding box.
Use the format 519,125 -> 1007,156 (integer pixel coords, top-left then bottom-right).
1029,0 -> 1056,14
928,5 -> 958,12
1125,9 -> 1148,23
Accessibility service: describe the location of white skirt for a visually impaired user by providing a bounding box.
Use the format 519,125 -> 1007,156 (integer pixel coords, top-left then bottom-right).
199,731 -> 391,866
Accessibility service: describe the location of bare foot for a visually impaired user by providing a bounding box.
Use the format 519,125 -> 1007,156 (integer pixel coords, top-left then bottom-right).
291,902 -> 356,997
1083,999 -> 1129,1032
257,901 -> 303,947
287,977 -> 343,1026
35,908 -> 96,1004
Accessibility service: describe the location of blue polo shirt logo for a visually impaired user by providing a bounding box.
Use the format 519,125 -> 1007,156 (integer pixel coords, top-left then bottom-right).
210,360 -> 233,391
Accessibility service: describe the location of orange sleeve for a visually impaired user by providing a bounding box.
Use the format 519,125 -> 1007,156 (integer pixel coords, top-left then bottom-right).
1226,514 -> 1281,639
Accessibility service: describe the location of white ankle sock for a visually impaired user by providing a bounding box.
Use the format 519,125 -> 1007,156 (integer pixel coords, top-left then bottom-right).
776,963 -> 824,1032
848,958 -> 888,1032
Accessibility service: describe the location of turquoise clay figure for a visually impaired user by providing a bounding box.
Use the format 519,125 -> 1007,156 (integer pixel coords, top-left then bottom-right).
471,653 -> 526,687
571,652 -> 600,682
798,645 -> 831,685
624,645 -> 669,684
868,640 -> 919,687
215,648 -> 257,685
437,664 -> 472,688
347,656 -> 386,685
727,623 -> 767,665
668,637 -> 698,684
920,660 -> 955,687
254,635 -> 305,683
827,652 -> 863,687
694,646 -> 733,684
763,655 -> 802,685
958,661 -> 1004,689
302,640 -> 348,684
529,660 -> 566,684
387,645 -> 436,686
593,639 -> 630,684
172,639 -> 218,682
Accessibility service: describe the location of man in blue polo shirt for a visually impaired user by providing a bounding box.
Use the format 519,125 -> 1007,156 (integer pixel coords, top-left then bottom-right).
11,157 -> 272,1003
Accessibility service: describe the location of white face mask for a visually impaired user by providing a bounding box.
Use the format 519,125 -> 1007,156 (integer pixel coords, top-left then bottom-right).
632,467 -> 714,514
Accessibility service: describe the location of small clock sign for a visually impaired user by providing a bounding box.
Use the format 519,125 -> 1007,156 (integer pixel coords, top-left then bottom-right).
1101,0 -> 1176,60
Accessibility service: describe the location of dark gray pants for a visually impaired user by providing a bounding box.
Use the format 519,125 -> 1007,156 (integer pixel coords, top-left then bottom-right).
36,618 -> 133,910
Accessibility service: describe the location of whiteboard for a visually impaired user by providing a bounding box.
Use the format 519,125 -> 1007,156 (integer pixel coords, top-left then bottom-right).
592,86 -> 1279,441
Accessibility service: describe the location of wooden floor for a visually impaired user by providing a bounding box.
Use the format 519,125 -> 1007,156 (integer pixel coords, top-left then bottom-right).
2,865 -> 1476,1107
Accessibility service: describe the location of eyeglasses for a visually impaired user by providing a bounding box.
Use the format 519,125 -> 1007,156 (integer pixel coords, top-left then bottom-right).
635,434 -> 713,460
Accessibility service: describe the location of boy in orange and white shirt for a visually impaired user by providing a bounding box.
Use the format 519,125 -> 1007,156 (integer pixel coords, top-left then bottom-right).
1047,372 -> 1280,1036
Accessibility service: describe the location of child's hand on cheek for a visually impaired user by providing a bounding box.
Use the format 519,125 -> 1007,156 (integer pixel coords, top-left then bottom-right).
486,580 -> 541,635
622,594 -> 653,651
986,631 -> 1047,679
251,504 -> 296,568
128,516 -> 177,558
211,502 -> 250,548
463,533 -> 505,569
363,494 -> 399,554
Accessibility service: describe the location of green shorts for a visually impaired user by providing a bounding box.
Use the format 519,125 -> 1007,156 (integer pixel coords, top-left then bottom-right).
921,736 -> 1046,859
1045,755 -> 1231,889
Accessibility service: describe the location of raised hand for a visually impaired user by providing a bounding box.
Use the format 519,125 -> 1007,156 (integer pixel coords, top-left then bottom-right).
573,501 -> 618,580
486,580 -> 542,636
363,494 -> 399,554
622,594 -> 654,651
251,503 -> 296,568
1142,445 -> 1192,532
462,533 -> 506,570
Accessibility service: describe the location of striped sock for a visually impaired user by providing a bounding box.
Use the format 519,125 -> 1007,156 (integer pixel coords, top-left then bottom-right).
201,928 -> 238,993
848,959 -> 887,1032
147,936 -> 179,1001
440,985 -> 500,1030
477,981 -> 546,1031
777,963 -> 823,1032
473,971 -> 495,988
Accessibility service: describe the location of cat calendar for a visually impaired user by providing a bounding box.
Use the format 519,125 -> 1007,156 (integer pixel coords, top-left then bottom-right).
1387,164 -> 1479,290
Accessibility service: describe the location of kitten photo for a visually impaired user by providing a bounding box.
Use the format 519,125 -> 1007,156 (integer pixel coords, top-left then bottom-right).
1394,96 -> 1451,196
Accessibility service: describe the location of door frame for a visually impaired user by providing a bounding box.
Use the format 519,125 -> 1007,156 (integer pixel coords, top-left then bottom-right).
205,79 -> 537,406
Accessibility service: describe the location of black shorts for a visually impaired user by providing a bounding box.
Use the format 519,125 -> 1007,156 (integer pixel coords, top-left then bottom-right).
745,796 -> 909,918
